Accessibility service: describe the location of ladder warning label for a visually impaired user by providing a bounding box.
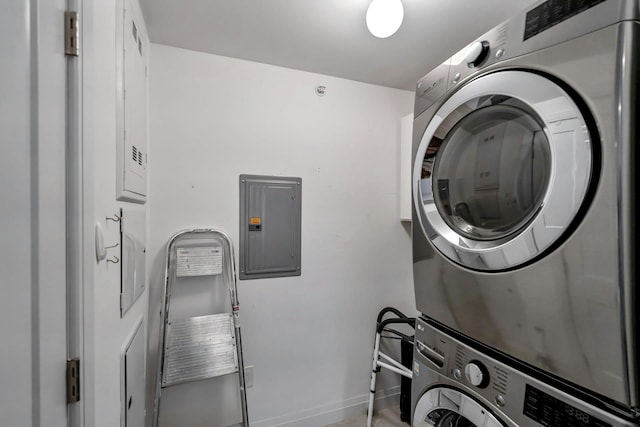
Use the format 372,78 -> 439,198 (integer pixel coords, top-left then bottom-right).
176,247 -> 223,277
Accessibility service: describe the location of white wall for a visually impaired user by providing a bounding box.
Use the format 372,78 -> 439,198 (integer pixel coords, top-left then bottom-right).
148,43 -> 416,425
83,0 -> 150,426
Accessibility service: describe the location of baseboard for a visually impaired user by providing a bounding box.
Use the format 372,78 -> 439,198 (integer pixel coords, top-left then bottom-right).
250,386 -> 401,427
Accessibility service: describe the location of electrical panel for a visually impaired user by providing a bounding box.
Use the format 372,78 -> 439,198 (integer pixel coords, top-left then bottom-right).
116,0 -> 148,204
120,207 -> 146,317
239,175 -> 302,280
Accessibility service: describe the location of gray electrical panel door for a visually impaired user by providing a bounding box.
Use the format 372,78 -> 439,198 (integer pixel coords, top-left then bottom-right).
239,175 -> 301,280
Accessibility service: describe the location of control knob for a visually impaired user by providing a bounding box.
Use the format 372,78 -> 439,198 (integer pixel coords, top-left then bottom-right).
465,41 -> 490,68
464,360 -> 490,388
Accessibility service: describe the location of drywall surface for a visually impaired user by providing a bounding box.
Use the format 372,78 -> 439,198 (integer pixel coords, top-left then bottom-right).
148,43 -> 416,425
84,0 -> 150,425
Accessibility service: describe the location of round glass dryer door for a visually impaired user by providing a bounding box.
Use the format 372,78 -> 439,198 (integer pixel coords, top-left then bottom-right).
413,71 -> 594,271
413,388 -> 505,427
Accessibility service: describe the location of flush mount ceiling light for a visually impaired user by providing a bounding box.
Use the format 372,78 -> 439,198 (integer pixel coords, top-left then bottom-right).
366,0 -> 404,38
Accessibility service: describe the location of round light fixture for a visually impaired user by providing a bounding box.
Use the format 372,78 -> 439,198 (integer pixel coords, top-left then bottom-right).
366,0 -> 404,38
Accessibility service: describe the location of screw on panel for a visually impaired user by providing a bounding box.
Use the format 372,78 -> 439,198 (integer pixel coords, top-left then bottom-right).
316,86 -> 326,96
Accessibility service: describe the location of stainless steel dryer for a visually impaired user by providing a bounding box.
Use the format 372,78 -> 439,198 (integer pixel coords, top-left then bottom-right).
411,318 -> 636,427
411,0 -> 640,418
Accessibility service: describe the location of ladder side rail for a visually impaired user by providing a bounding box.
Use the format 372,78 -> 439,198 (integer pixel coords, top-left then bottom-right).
153,229 -> 189,427
218,230 -> 250,427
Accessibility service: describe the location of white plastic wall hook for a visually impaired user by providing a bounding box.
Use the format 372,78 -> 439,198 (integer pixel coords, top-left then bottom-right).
95,223 -> 107,262
96,223 -> 120,263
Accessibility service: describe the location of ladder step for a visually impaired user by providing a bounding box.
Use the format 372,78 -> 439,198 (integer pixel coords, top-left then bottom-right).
162,313 -> 238,387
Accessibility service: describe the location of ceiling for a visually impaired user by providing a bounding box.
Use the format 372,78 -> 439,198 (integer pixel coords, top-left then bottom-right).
139,0 -> 537,91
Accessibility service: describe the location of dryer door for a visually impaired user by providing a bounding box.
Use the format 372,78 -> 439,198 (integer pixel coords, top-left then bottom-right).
413,71 -> 594,271
413,387 -> 505,427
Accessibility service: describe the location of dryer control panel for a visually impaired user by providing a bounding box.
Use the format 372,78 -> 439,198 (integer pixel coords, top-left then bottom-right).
413,318 -> 635,427
524,0 -> 607,41
414,0 -> 624,118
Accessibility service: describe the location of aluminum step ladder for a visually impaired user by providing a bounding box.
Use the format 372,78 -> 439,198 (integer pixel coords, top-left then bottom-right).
154,229 -> 249,427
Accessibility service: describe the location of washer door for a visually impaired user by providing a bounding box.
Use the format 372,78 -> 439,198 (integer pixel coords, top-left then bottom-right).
413,387 -> 504,427
413,71 -> 594,271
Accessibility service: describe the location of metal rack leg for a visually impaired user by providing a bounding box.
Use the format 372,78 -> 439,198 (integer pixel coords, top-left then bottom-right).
367,331 -> 382,427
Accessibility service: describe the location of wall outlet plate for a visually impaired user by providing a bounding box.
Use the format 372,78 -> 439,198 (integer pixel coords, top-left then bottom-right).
244,366 -> 254,388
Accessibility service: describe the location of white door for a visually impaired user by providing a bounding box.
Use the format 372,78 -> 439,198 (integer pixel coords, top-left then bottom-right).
0,1 -> 71,426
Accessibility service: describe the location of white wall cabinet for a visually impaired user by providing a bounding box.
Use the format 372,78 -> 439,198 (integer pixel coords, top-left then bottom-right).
116,0 -> 149,204
400,113 -> 413,222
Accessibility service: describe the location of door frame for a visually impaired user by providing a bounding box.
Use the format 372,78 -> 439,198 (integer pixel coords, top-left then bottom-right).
66,0 -> 89,425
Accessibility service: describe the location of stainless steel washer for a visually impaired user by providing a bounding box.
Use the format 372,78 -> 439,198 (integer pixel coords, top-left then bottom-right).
412,319 -> 636,427
411,0 -> 640,418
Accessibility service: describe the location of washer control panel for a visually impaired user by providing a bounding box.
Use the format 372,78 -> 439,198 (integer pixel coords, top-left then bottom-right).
452,336 -> 511,398
464,360 -> 490,388
524,385 -> 612,427
413,318 -> 636,427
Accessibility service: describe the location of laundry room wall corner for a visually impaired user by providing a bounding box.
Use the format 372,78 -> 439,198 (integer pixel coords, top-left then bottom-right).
147,43 -> 417,425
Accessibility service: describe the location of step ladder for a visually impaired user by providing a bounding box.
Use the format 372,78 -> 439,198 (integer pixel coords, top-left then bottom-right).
153,229 -> 249,427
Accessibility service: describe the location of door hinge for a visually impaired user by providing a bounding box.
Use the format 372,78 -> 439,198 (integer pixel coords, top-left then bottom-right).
66,359 -> 81,403
64,11 -> 80,57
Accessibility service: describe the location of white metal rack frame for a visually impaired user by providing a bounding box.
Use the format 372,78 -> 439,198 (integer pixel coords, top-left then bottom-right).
367,307 -> 415,427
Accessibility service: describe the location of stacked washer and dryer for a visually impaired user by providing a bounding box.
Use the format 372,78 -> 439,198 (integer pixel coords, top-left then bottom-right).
410,0 -> 640,426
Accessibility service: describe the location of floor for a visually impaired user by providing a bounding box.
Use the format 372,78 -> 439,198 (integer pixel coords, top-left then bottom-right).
325,406 -> 408,427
